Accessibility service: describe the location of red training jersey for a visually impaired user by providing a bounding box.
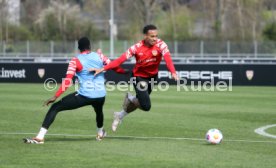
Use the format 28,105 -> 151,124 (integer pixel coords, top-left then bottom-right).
103,39 -> 176,78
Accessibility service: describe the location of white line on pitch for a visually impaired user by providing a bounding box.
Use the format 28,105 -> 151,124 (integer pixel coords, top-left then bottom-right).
0,132 -> 204,141
1,132 -> 276,143
254,124 -> 276,139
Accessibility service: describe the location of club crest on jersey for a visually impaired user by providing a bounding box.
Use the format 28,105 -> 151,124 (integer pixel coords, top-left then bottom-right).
246,70 -> 254,81
38,68 -> 45,78
152,50 -> 158,56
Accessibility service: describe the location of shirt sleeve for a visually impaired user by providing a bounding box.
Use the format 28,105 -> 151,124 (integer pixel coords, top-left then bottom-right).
103,45 -> 136,71
160,42 -> 176,74
97,49 -> 111,66
54,57 -> 82,98
97,49 -> 126,74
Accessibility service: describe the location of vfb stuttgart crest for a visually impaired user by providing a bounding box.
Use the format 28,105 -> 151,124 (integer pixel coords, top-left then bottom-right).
152,50 -> 158,56
38,68 -> 45,78
246,70 -> 254,80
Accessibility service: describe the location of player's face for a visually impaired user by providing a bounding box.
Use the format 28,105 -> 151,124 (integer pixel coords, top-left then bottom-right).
144,30 -> 158,46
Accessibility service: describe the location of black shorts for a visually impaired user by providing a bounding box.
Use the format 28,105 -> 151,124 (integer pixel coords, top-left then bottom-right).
54,92 -> 105,111
131,74 -> 157,111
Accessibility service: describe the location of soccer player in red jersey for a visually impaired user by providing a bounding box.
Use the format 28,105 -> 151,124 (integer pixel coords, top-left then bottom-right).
91,25 -> 179,131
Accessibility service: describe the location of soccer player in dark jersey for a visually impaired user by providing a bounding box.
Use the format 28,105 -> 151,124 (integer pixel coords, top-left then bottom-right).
23,37 -> 126,144
91,25 -> 179,132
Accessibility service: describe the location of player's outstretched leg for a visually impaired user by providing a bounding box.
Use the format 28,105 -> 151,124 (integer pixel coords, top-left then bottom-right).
23,127 -> 47,144
112,112 -> 123,132
112,92 -> 139,132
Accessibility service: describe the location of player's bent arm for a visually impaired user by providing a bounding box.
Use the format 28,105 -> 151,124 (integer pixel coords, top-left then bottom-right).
97,49 -> 127,74
54,73 -> 74,98
44,71 -> 75,106
163,53 -> 176,72
89,68 -> 105,76
103,53 -> 128,71
43,96 -> 57,106
159,41 -> 178,80
54,57 -> 81,97
91,46 -> 135,76
112,67 -> 127,74
163,53 -> 179,81
104,45 -> 136,71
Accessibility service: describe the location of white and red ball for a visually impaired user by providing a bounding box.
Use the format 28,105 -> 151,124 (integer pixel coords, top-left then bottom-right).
205,129 -> 223,144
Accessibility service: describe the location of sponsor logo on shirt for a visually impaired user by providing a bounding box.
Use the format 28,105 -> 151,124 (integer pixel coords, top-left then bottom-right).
137,58 -> 157,63
152,50 -> 158,56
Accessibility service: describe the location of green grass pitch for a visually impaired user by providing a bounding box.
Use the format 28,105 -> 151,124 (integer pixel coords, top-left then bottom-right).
0,83 -> 276,168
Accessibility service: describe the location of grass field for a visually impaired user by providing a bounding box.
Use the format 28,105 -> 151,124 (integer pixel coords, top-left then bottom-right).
0,83 -> 276,168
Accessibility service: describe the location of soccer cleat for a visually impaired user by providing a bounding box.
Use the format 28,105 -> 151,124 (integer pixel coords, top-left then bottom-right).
112,112 -> 122,132
96,129 -> 107,141
23,137 -> 44,144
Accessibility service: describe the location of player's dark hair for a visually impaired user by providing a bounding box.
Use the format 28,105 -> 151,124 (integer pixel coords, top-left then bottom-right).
78,37 -> 91,51
143,24 -> 157,34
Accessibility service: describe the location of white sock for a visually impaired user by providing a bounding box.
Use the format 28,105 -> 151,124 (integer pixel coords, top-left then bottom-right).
119,110 -> 128,118
36,127 -> 47,140
97,127 -> 103,134
128,93 -> 136,102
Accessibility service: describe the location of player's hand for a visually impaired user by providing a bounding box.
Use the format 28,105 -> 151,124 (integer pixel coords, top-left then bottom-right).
172,73 -> 179,81
43,96 -> 57,106
88,68 -> 104,76
96,48 -> 102,54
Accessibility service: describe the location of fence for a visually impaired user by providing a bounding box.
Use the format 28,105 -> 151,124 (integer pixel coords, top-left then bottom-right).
0,40 -> 276,64
1,40 -> 276,56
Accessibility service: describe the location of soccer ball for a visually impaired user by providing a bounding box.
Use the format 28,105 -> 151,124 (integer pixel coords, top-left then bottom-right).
205,128 -> 223,144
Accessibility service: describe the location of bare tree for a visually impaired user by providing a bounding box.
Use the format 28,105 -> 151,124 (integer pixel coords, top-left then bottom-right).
0,0 -> 9,42
167,0 -> 177,40
224,0 -> 264,40
83,0 -> 111,37
215,0 -> 221,38
133,0 -> 160,25
236,0 -> 245,39
20,0 -> 49,26
36,0 -> 80,40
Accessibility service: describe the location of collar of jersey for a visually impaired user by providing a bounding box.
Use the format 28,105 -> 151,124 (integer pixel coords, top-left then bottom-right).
80,50 -> 91,54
